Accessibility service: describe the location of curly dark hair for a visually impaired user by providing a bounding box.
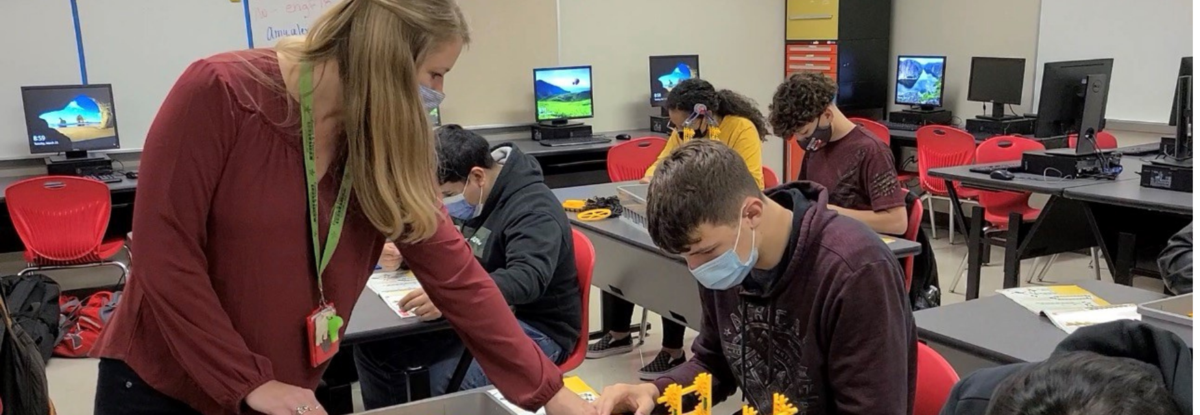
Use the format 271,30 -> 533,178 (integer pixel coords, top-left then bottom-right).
769,72 -> 837,139
665,78 -> 768,141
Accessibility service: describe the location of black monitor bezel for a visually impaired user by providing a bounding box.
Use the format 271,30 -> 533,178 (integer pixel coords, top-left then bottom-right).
20,83 -> 121,155
894,55 -> 947,107
649,55 -> 700,107
532,65 -> 595,122
967,56 -> 1026,105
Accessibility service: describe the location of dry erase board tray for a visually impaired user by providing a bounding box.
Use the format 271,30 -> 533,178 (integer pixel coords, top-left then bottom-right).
357,390 -> 517,415
1137,294 -> 1192,340
617,184 -> 650,229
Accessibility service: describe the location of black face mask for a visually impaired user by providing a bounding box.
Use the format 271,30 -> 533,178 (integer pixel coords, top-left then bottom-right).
798,118 -> 833,151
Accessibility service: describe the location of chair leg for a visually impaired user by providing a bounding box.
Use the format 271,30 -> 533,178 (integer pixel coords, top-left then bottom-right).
1091,248 -> 1102,281
1036,254 -> 1060,282
948,199 -> 957,245
109,261 -> 130,287
1026,257 -> 1042,284
924,194 -> 937,239
637,308 -> 649,347
949,253 -> 969,294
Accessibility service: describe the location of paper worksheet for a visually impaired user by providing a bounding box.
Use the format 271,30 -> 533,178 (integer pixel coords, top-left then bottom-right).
997,285 -> 1110,315
489,377 -> 597,415
1045,304 -> 1141,334
366,271 -> 421,319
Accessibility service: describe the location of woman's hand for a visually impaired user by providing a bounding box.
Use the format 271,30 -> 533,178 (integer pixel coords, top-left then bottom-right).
594,383 -> 660,415
400,288 -> 442,321
378,242 -> 402,271
544,385 -> 600,415
245,381 -> 327,415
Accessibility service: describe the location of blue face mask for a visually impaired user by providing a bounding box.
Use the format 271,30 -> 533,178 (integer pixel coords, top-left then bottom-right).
420,84 -> 445,111
689,221 -> 758,290
444,179 -> 484,221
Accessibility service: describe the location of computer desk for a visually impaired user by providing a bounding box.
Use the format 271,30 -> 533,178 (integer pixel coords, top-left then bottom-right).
931,151 -> 1189,300
887,130 -> 1067,176
488,129 -> 665,189
915,280 -> 1187,377
553,181 -> 922,331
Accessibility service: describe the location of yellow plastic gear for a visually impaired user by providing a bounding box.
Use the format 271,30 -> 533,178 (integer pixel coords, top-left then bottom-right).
561,199 -> 587,212
576,208 -> 612,221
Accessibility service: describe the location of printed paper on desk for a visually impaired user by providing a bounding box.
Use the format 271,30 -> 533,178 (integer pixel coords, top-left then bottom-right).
1045,304 -> 1140,334
489,376 -> 597,414
367,271 -> 421,319
998,285 -> 1110,315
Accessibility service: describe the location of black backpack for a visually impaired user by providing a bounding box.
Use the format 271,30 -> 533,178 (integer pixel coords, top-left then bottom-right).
0,291 -> 53,415
0,275 -> 61,363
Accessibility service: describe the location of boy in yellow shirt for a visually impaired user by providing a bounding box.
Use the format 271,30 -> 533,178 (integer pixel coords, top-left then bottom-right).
589,78 -> 768,379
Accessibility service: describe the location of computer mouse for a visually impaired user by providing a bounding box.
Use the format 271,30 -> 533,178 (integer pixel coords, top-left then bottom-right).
990,170 -> 1015,181
125,171 -> 138,179
616,134 -> 632,141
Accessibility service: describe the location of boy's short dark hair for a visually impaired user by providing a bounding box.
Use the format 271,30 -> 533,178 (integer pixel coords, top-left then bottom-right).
435,124 -> 495,184
768,72 -> 837,139
647,140 -> 762,254
987,351 -> 1182,415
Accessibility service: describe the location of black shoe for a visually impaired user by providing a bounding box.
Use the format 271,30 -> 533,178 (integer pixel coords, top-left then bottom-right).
586,334 -> 633,359
637,350 -> 686,380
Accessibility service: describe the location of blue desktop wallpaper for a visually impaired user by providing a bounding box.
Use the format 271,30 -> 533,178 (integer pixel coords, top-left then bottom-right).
896,57 -> 945,106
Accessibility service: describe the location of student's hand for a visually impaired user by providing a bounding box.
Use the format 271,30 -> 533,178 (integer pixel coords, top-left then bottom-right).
245,380 -> 328,415
400,288 -> 442,321
544,386 -> 599,415
378,242 -> 402,271
594,383 -> 660,415
639,176 -> 651,184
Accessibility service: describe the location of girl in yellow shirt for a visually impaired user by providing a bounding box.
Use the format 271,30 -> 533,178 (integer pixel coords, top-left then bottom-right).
642,78 -> 767,189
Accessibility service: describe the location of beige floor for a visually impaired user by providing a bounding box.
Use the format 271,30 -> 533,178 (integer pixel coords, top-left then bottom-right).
43,129 -> 1171,414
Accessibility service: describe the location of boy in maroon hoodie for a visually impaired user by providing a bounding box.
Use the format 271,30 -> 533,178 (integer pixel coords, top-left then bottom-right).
595,140 -> 916,415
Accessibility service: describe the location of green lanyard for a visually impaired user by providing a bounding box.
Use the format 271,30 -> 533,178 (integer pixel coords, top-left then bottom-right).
299,62 -> 353,305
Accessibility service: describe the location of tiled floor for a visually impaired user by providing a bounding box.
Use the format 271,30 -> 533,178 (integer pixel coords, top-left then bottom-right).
43,129 -> 1171,414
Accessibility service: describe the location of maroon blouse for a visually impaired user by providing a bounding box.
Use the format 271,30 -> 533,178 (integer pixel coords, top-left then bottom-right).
93,50 -> 563,414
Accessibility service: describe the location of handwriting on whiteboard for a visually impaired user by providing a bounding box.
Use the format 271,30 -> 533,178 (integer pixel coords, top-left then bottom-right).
251,0 -> 338,46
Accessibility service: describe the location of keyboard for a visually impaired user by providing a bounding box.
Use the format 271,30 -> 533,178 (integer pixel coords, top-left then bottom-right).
86,174 -> 123,184
882,121 -> 920,131
539,136 -> 612,147
968,163 -> 1023,174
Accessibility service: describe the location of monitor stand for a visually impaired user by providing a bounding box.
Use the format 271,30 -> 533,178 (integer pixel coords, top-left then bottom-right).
977,101 -> 1021,121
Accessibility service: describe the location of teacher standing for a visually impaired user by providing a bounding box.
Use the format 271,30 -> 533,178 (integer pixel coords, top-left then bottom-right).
91,1 -> 594,414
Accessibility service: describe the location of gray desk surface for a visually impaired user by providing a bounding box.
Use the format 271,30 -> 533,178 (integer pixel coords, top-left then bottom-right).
553,182 -> 922,259
1065,177 -> 1194,216
915,280 -> 1188,364
928,152 -> 1148,196
505,129 -> 664,158
345,287 -> 450,345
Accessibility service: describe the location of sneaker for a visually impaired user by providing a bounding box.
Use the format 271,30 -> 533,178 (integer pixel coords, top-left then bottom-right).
586,334 -> 634,359
637,350 -> 686,380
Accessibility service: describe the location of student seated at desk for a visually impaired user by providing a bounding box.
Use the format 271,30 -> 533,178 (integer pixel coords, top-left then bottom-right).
590,78 -> 768,378
355,125 -> 581,409
940,320 -> 1190,415
1158,222 -> 1192,295
594,140 -> 915,415
770,72 -> 907,235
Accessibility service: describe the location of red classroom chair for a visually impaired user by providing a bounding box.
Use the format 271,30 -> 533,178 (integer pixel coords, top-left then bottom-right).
1067,131 -> 1118,150
558,229 -> 595,373
762,166 -> 780,188
916,126 -> 980,242
849,117 -> 891,146
5,176 -> 128,280
914,342 -> 960,415
974,136 -> 1045,228
606,137 -> 667,182
902,190 -> 924,292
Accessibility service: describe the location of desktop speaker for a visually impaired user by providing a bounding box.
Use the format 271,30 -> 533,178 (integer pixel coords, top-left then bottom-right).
531,123 -> 593,141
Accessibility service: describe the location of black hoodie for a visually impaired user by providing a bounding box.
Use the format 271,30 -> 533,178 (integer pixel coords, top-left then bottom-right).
457,143 -> 581,356
653,182 -> 917,415
939,320 -> 1193,415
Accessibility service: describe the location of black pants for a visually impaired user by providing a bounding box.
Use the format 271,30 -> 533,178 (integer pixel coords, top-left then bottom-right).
601,291 -> 684,349
95,359 -> 202,415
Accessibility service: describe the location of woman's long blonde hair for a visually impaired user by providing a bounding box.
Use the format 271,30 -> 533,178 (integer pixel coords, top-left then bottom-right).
277,0 -> 469,243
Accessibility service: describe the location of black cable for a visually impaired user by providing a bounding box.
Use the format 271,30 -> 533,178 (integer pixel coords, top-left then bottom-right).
1007,104 -> 1020,117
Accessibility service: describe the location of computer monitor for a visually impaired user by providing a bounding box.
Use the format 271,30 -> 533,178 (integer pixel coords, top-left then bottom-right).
895,55 -> 946,110
649,55 -> 699,106
969,57 -> 1026,120
1033,58 -> 1114,138
533,65 -> 593,124
21,84 -> 120,156
429,106 -> 441,127
1169,57 -> 1192,126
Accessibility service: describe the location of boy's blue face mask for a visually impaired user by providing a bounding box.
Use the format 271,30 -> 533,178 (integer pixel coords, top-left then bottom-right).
689,218 -> 758,290
444,178 -> 484,220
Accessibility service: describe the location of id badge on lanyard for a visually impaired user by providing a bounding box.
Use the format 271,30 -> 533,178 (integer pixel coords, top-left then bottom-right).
299,61 -> 352,367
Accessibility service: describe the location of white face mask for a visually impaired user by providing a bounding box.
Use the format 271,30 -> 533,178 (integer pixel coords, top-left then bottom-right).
420,84 -> 445,111
689,219 -> 758,290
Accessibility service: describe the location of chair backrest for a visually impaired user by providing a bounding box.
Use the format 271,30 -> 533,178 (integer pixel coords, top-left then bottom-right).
849,117 -> 891,146
762,166 -> 780,188
1067,131 -> 1118,150
914,342 -> 960,415
975,136 -> 1045,212
607,137 -> 668,182
5,177 -> 112,262
558,228 -> 595,373
915,126 -> 977,195
903,190 -> 923,292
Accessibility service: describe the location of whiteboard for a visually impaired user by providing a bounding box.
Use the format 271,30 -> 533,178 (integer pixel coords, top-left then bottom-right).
1035,0 -> 1192,124
0,1 -> 83,160
247,0 -> 341,48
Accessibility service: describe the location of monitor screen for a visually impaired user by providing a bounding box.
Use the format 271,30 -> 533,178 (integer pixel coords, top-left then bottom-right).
429,106 -> 441,127
895,55 -> 946,107
649,55 -> 699,106
968,57 -> 1025,105
21,84 -> 120,154
534,65 -> 593,122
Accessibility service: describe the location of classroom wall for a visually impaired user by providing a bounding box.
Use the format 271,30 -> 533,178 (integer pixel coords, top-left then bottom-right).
557,0 -> 786,174
889,0 -> 1043,120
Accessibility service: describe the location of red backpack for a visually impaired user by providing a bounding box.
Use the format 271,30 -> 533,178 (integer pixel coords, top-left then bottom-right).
54,291 -> 120,358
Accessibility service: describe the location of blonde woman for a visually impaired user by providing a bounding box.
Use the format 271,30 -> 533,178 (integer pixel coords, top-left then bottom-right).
91,1 -> 594,415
